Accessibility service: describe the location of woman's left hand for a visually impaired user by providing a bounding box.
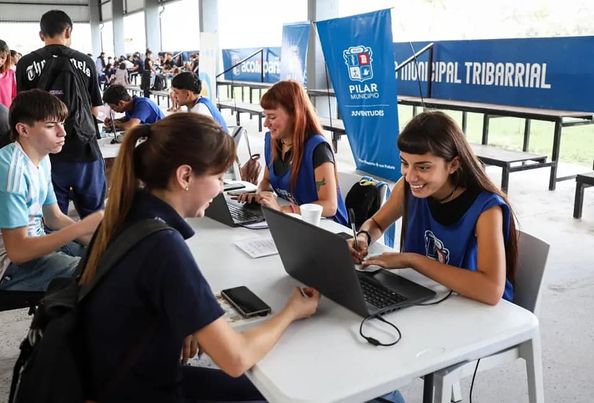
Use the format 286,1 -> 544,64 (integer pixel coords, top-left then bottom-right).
362,252 -> 412,269
258,192 -> 281,211
181,334 -> 200,364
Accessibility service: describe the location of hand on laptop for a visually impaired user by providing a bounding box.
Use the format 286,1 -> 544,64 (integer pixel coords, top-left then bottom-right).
362,252 -> 411,270
258,192 -> 280,211
283,287 -> 320,320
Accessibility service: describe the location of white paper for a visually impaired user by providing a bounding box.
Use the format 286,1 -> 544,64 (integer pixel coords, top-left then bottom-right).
234,237 -> 278,258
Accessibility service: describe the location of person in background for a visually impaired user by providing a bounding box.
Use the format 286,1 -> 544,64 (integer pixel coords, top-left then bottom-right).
110,62 -> 129,86
81,112 -> 320,402
102,84 -> 164,131
9,50 -> 22,71
238,80 -> 348,225
171,72 -> 228,132
16,10 -> 106,218
0,90 -> 103,292
0,40 -> 16,108
350,111 -> 518,306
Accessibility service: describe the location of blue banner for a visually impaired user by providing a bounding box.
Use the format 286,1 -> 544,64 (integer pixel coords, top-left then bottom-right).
317,9 -> 401,181
394,36 -> 594,112
221,47 -> 280,83
280,22 -> 310,84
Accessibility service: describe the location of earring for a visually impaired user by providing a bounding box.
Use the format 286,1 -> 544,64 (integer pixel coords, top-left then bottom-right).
185,186 -> 189,191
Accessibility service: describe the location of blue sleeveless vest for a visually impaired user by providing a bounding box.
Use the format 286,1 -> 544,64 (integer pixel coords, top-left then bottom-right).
404,191 -> 514,301
264,132 -> 348,225
198,97 -> 229,133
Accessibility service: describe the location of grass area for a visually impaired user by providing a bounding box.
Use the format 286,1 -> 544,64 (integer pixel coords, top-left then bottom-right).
398,106 -> 594,168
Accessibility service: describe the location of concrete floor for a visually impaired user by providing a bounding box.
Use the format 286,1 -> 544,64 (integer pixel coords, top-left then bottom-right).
1,111 -> 593,402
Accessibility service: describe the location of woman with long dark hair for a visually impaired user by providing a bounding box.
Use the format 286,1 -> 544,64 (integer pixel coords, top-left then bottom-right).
350,111 -> 518,305
239,80 -> 348,225
81,113 -> 320,402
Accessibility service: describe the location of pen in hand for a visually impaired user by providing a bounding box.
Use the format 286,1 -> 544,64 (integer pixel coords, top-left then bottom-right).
348,208 -> 359,251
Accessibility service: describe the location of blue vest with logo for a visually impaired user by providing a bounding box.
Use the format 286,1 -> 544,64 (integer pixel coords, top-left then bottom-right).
404,190 -> 514,301
264,132 -> 348,225
198,97 -> 228,133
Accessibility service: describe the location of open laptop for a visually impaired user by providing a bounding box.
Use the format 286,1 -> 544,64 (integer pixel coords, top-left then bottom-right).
262,206 -> 436,317
205,193 -> 264,227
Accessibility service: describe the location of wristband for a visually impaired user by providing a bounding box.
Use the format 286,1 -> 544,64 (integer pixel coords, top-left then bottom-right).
356,230 -> 371,247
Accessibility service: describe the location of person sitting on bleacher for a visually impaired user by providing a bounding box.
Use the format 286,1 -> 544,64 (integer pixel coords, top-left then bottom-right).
237,80 -> 348,225
102,84 -> 164,132
0,90 -> 103,292
110,62 -> 129,86
171,72 -> 228,132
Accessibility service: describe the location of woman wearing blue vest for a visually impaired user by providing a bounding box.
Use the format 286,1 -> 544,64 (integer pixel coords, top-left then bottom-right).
239,80 -> 348,225
350,111 -> 518,305
80,113 -> 320,402
171,72 -> 229,133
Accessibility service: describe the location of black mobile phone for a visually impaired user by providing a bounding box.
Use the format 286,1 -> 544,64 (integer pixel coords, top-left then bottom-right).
221,286 -> 272,318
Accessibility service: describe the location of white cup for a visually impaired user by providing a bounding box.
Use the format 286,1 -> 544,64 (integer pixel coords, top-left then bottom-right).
299,203 -> 323,226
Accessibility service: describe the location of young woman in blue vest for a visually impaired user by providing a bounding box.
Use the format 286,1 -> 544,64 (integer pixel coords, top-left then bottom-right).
80,113 -> 320,402
238,80 -> 348,225
350,111 -> 518,305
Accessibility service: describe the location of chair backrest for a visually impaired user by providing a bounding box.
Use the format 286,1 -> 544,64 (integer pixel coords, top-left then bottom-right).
514,231 -> 550,314
225,126 -> 247,181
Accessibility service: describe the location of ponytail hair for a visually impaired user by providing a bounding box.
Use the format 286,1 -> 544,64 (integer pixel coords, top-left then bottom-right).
80,113 -> 235,284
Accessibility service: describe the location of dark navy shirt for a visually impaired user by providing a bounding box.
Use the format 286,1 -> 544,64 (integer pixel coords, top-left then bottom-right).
125,95 -> 165,124
82,191 -> 224,402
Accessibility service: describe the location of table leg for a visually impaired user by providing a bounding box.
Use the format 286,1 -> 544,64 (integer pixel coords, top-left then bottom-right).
574,179 -> 585,219
423,372 -> 434,403
462,111 -> 468,134
523,119 -> 532,152
549,120 -> 562,190
518,334 -> 544,403
482,115 -> 490,145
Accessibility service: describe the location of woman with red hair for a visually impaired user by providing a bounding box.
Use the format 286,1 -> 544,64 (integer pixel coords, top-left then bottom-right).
240,80 -> 348,225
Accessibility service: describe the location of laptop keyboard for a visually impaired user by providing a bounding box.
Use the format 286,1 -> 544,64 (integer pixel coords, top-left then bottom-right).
228,203 -> 261,222
359,277 -> 407,309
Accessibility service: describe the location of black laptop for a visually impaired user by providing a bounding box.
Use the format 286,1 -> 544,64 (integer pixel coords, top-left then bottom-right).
262,206 -> 436,317
205,193 -> 264,227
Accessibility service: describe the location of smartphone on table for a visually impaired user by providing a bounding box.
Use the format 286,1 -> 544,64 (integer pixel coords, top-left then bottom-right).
221,286 -> 272,318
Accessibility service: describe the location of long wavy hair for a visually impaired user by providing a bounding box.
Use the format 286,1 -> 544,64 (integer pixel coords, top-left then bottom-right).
80,113 -> 235,284
398,111 -> 518,282
260,80 -> 325,191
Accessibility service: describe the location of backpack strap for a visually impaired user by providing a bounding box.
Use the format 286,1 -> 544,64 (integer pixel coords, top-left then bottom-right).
360,176 -> 396,248
78,219 -> 172,302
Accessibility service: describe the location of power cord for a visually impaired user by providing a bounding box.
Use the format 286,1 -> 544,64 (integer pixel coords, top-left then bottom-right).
415,290 -> 453,306
469,359 -> 481,403
359,314 -> 402,347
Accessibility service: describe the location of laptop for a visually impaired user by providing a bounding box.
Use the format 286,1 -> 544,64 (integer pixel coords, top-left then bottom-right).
262,206 -> 436,317
205,193 -> 264,227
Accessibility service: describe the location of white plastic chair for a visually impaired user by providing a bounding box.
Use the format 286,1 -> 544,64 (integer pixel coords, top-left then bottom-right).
433,230 -> 549,403
224,126 -> 246,181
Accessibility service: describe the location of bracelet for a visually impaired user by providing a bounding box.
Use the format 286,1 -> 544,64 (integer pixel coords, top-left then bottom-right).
356,230 -> 372,247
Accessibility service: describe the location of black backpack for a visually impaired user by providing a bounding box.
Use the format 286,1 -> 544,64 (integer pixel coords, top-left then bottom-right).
151,74 -> 166,91
345,177 -> 396,247
9,219 -> 171,403
345,177 -> 385,229
34,48 -> 97,144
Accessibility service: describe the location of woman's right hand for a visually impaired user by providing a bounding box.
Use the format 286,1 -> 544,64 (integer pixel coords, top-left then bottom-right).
284,287 -> 320,321
347,235 -> 369,264
236,192 -> 260,204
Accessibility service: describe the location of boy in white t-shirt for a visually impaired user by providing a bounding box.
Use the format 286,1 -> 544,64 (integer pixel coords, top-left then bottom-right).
0,89 -> 103,291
